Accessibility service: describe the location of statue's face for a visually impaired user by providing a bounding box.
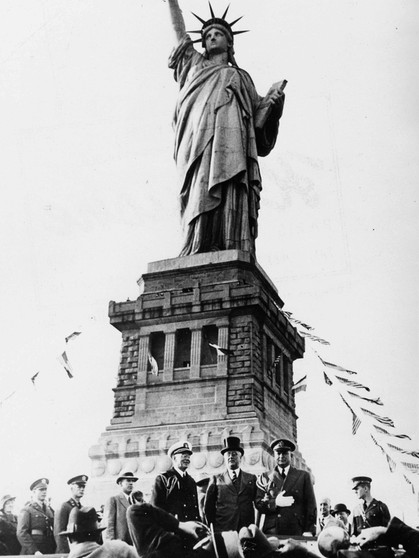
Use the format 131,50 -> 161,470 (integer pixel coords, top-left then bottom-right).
204,27 -> 230,55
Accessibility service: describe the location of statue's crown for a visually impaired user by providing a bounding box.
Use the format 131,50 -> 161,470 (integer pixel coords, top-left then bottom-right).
189,3 -> 249,47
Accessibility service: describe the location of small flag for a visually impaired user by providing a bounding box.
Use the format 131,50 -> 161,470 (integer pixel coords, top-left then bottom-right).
209,343 -> 234,356
403,474 -> 416,494
148,353 -> 159,376
292,375 -> 307,393
370,434 -> 385,453
320,359 -> 357,375
299,331 -> 330,345
31,372 -> 40,386
401,462 -> 419,475
373,425 -> 411,439
65,331 -> 82,343
335,376 -> 370,391
288,317 -> 314,331
323,372 -> 333,386
347,391 -> 383,405
58,351 -> 74,379
385,452 -> 397,473
361,408 -> 394,427
339,394 -> 361,435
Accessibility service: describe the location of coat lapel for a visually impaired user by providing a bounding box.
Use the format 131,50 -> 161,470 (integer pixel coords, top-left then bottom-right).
282,466 -> 299,494
118,493 -> 129,510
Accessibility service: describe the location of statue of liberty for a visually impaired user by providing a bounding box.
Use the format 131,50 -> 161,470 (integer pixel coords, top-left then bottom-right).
166,1 -> 286,258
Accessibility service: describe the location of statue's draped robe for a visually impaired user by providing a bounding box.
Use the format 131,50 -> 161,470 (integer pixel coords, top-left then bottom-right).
169,36 -> 283,257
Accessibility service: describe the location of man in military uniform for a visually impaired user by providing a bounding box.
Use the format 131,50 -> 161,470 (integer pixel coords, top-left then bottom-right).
150,440 -> 200,522
255,439 -> 317,536
351,475 -> 390,537
17,478 -> 55,554
204,436 -> 257,531
54,474 -> 88,553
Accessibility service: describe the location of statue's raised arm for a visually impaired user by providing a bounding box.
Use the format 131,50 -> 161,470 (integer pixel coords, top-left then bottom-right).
165,2 -> 286,259
166,0 -> 186,44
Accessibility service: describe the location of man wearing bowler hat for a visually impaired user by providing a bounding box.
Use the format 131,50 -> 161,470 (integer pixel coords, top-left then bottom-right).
150,440 -> 200,522
61,505 -> 137,558
333,503 -> 352,535
17,478 -> 56,555
255,438 -> 316,536
351,476 -> 390,537
103,471 -> 138,544
204,436 -> 257,532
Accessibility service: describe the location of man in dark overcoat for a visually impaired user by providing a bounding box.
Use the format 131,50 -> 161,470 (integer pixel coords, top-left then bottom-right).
204,436 -> 256,531
255,439 -> 317,536
150,440 -> 200,522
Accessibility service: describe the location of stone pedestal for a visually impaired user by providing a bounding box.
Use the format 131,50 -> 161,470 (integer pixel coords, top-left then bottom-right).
88,251 -> 307,505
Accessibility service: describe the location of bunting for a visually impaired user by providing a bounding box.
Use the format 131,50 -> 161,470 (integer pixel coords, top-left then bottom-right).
386,443 -> 419,459
385,453 -> 397,473
403,474 -> 416,494
361,408 -> 394,427
339,395 -> 362,435
401,462 -> 419,474
372,425 -> 411,440
65,331 -> 82,343
323,372 -> 333,386
335,376 -> 370,391
347,391 -> 383,405
320,359 -> 357,375
299,331 -> 330,345
31,372 -> 40,386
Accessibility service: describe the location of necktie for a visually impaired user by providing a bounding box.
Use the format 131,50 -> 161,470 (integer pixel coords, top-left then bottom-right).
281,468 -> 286,479
232,470 -> 238,486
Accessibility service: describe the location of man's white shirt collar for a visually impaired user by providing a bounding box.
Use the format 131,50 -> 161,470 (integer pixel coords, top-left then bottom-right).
174,466 -> 186,477
227,468 -> 241,480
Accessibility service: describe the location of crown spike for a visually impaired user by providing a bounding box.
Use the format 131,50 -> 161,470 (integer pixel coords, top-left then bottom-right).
232,30 -> 250,36
191,12 -> 206,24
229,15 -> 243,27
221,5 -> 230,20
208,2 -> 215,18
188,30 -> 204,35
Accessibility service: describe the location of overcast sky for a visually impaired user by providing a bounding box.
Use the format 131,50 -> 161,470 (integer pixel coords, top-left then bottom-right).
0,0 -> 418,524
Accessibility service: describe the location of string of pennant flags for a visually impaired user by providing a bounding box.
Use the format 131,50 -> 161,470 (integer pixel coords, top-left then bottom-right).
0,331 -> 81,408
283,309 -> 419,494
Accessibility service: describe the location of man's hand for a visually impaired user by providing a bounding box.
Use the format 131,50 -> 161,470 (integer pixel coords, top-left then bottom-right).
178,520 -> 209,540
275,490 -> 295,507
354,526 -> 387,547
277,538 -> 308,555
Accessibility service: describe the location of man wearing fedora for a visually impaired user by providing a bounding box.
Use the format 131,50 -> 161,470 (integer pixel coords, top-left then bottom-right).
103,471 -> 138,545
150,440 -> 200,522
204,436 -> 257,532
61,505 -> 137,558
54,474 -> 89,553
255,439 -> 316,536
17,478 -> 56,555
351,476 -> 390,537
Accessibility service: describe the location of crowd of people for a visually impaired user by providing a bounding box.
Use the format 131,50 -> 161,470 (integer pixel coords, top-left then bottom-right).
0,436 -> 418,557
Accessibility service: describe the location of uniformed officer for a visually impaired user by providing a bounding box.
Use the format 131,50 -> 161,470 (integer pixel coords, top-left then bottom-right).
150,440 -> 200,522
54,474 -> 88,553
17,478 -> 56,555
351,475 -> 391,537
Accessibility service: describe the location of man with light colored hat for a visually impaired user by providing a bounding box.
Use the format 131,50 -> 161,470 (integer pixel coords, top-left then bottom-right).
255,438 -> 316,536
54,473 -> 89,553
61,505 -> 137,557
150,440 -> 200,522
204,436 -> 256,531
351,476 -> 390,537
103,471 -> 138,544
17,478 -> 56,555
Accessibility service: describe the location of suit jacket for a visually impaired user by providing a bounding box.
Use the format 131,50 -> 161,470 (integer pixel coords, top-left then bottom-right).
204,470 -> 256,531
352,498 -> 390,537
103,493 -> 131,544
54,498 -> 81,553
255,466 -> 317,536
150,468 -> 200,522
316,514 -> 345,536
384,516 -> 419,558
17,502 -> 55,555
